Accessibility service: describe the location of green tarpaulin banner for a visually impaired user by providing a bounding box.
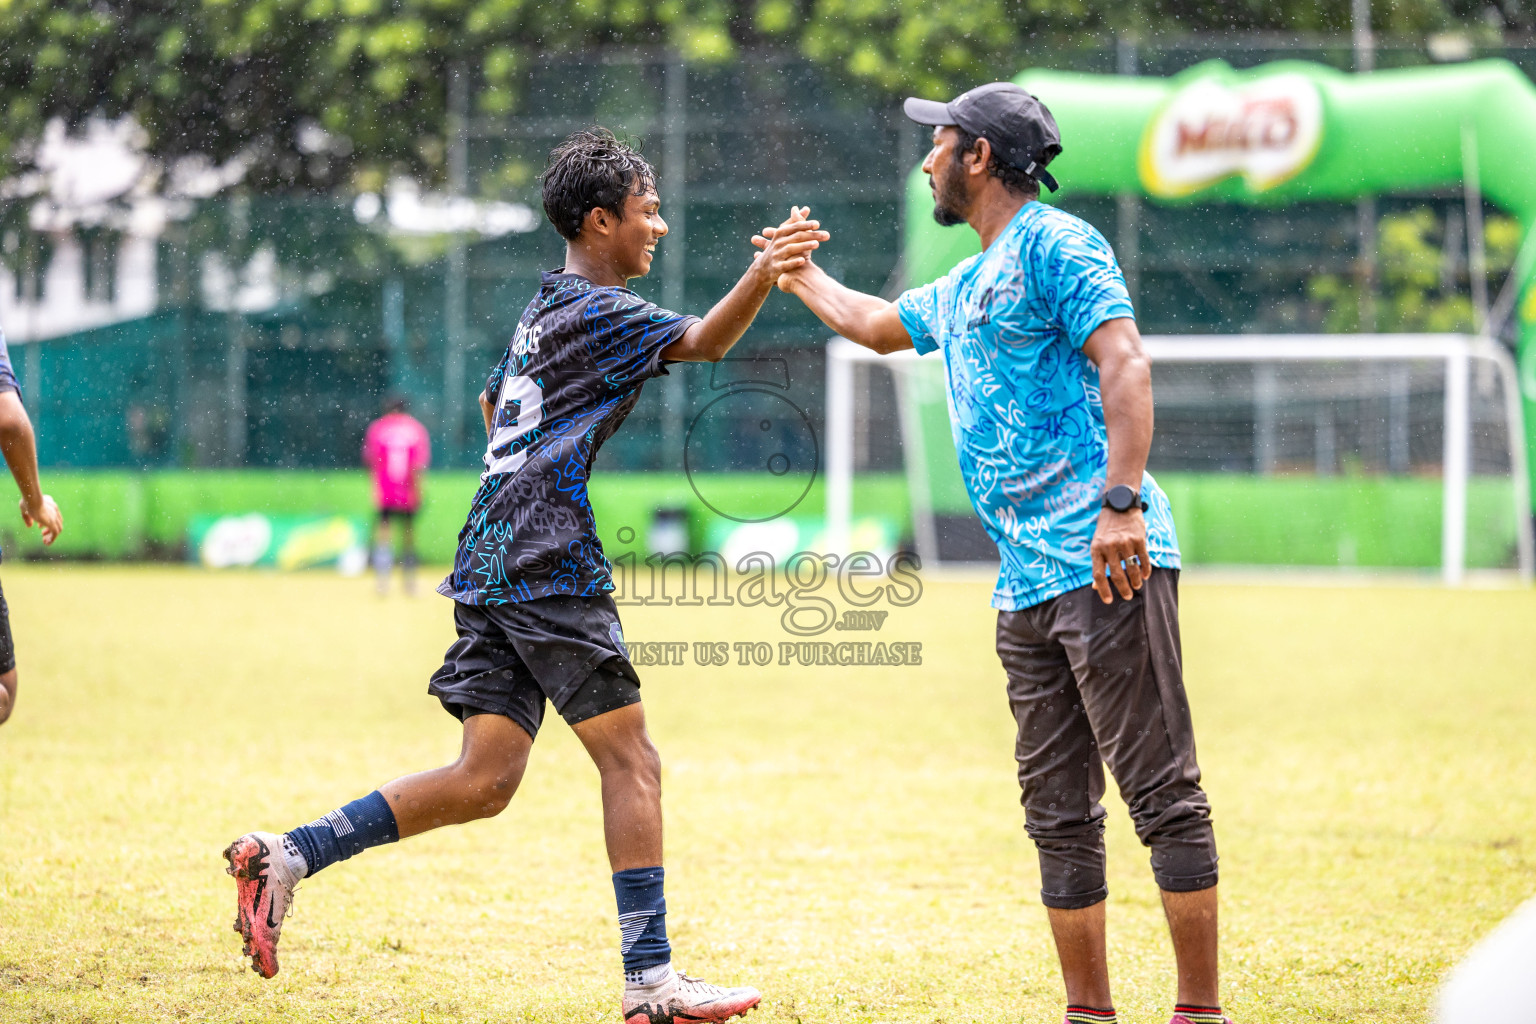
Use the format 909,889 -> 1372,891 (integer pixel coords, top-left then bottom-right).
903,59 -> 1536,503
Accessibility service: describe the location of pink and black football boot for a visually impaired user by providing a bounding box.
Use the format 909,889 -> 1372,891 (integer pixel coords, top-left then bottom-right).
622,967 -> 760,1024
223,831 -> 300,978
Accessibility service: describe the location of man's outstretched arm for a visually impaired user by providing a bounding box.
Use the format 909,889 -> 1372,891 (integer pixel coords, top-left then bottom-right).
752,231 -> 913,354
660,207 -> 829,363
0,392 -> 61,545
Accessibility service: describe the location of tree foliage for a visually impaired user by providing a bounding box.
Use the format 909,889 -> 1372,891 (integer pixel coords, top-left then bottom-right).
0,0 -> 1521,191
1308,209 -> 1521,333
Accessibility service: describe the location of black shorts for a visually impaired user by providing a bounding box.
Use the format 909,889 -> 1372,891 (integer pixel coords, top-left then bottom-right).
0,576 -> 12,675
427,594 -> 640,740
377,507 -> 417,525
997,569 -> 1216,908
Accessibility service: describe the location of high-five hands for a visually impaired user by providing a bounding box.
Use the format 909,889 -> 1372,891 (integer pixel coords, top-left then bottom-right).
750,210 -> 911,354
751,208 -> 827,288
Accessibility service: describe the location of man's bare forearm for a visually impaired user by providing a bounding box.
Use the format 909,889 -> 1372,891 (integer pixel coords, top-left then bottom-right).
783,263 -> 910,353
1095,343 -> 1153,489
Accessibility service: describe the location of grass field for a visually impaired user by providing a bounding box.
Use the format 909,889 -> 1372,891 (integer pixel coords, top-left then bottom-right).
1,565 -> 1533,1023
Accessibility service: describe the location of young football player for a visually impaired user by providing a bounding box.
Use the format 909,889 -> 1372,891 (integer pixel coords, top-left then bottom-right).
362,394 -> 431,594
0,323 -> 64,727
223,129 -> 826,1024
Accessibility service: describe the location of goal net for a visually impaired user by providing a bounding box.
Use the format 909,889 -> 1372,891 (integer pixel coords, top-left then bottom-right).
824,334 -> 1534,584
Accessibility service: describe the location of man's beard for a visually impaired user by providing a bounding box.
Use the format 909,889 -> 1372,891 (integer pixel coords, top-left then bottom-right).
930,161 -> 969,226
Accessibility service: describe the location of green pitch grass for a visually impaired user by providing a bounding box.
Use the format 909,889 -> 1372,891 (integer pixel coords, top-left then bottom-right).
1,566 -> 1533,1023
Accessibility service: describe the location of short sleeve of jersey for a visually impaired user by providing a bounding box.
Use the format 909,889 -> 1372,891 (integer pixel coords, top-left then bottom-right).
0,328 -> 19,399
590,291 -> 699,386
1038,219 -> 1135,350
895,280 -> 943,356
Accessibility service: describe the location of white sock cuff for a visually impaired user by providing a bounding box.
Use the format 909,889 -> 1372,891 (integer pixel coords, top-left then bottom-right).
624,962 -> 672,987
280,833 -> 310,880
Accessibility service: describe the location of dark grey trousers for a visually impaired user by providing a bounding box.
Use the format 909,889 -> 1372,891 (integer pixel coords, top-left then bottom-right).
996,569 -> 1218,909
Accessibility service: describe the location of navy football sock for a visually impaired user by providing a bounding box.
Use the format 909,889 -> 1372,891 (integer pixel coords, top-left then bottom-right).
613,866 -> 671,973
286,791 -> 399,878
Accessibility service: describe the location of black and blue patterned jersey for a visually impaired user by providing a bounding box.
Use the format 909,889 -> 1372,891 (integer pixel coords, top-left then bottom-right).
0,326 -> 20,399
438,270 -> 698,605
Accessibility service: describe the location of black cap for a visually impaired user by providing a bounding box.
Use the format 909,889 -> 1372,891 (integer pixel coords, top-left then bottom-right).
903,82 -> 1062,192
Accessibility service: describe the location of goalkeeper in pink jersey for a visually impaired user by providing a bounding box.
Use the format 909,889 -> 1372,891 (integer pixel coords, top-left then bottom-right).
362,396 -> 431,594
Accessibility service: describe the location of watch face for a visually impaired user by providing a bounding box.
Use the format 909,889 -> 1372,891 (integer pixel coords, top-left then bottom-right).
1106,485 -> 1136,512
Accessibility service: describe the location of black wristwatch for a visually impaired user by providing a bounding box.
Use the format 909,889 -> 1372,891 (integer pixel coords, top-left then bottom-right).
1102,484 -> 1148,514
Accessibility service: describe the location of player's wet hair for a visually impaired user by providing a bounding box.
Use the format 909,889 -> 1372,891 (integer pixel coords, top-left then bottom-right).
953,127 -> 1043,201
541,129 -> 658,241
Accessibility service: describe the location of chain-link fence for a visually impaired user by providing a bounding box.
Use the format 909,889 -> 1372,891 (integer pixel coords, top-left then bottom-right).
6,41 -> 1535,473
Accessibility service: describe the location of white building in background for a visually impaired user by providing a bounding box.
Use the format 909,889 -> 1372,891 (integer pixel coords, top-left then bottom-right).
0,231 -> 161,342
0,116 -> 542,341
0,117 -> 170,342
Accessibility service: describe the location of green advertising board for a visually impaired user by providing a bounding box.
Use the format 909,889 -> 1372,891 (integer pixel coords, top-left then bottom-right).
903,59 -> 1536,503
188,513 -> 369,572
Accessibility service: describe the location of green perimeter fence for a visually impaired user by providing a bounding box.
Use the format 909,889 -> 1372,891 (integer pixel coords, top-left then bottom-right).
6,42 -> 1535,571
1,470 -> 1517,571
11,42 -> 1536,480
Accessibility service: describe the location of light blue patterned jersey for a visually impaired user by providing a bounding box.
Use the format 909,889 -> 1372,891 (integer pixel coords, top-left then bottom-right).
895,201 -> 1180,611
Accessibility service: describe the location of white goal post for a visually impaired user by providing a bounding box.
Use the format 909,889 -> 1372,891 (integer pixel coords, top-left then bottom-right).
824,333 -> 1535,585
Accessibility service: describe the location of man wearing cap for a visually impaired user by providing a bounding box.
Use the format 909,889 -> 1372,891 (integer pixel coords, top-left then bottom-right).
757,83 -> 1228,1024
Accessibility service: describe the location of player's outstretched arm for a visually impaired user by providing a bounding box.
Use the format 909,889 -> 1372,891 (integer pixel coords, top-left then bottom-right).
659,207 -> 828,363
0,391 -> 61,545
753,231 -> 912,354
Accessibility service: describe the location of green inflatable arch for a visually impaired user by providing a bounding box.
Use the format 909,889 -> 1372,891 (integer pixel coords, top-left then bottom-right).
902,58 -> 1536,507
